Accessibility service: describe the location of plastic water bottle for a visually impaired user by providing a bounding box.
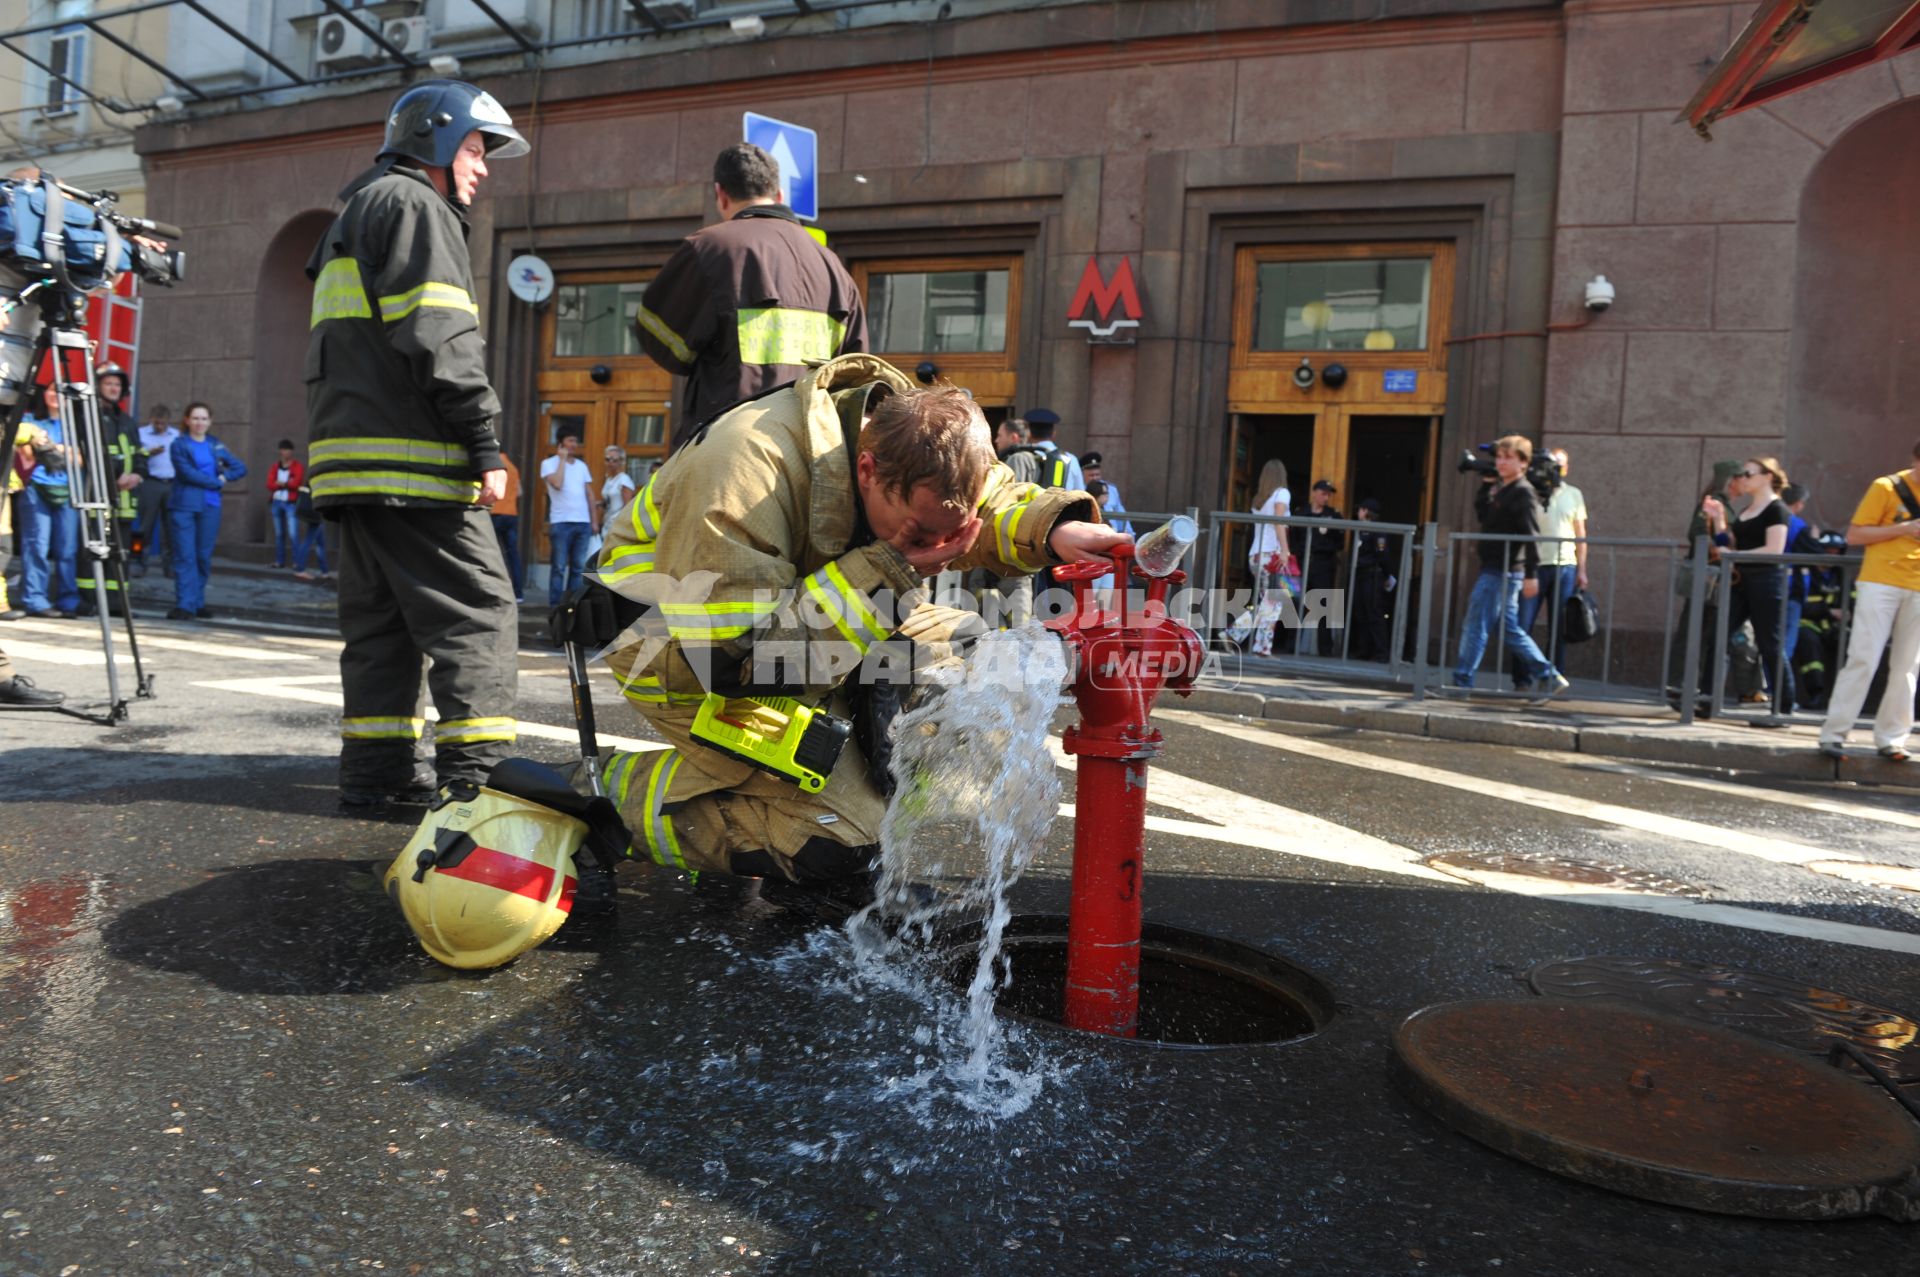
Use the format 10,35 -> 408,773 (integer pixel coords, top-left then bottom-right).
1132,514 -> 1198,578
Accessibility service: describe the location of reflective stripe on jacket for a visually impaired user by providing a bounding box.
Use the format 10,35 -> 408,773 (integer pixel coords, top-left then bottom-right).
637,204 -> 866,451
304,161 -> 501,511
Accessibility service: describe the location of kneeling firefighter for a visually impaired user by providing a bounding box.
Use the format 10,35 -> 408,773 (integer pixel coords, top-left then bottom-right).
578,356 -> 1125,886
386,355 -> 1124,969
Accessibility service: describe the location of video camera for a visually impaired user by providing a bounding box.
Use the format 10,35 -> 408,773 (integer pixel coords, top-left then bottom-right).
1458,442 -> 1561,504
0,173 -> 183,407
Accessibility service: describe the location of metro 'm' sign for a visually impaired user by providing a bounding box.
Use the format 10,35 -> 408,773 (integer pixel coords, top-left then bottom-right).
1067,256 -> 1143,342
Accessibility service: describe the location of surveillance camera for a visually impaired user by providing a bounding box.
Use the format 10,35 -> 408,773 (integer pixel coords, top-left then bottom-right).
1584,275 -> 1615,312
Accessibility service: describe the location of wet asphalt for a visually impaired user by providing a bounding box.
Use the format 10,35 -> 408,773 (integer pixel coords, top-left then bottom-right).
4,612 -> 1920,1275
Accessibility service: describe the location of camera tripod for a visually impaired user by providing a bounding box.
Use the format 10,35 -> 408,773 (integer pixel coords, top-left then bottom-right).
2,293 -> 155,724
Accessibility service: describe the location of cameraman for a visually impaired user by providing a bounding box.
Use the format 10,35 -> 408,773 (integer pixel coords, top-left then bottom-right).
1452,434 -> 1569,702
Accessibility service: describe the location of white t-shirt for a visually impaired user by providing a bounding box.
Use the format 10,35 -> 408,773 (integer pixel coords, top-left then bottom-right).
602,471 -> 636,522
540,455 -> 594,524
1249,486 -> 1292,572
1540,482 -> 1588,568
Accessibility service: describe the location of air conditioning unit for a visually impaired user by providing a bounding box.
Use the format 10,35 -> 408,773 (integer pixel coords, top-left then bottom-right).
315,13 -> 381,71
383,16 -> 432,58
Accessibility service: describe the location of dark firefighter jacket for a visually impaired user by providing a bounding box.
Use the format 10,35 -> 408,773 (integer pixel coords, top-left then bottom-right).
98,405 -> 144,521
303,160 -> 502,511
637,203 -> 866,450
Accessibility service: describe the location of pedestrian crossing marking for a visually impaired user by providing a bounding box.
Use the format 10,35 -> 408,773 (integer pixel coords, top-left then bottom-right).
1166,711 -> 1853,869
2,622 -> 314,660
1048,736 -> 1456,884
1520,751 -> 1920,832
1111,719 -> 1920,957
192,676 -> 670,754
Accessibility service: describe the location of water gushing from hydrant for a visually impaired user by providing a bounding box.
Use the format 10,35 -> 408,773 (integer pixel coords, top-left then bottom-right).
833,622 -> 1069,1113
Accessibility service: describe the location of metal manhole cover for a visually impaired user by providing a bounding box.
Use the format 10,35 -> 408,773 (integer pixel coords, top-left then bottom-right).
1528,956 -> 1920,1084
1423,850 -> 1705,897
1395,998 -> 1920,1220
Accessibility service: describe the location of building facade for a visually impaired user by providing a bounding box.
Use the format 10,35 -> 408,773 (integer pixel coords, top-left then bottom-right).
100,0 -> 1919,606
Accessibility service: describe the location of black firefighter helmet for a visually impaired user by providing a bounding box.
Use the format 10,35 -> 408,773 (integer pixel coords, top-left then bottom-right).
379,79 -> 529,169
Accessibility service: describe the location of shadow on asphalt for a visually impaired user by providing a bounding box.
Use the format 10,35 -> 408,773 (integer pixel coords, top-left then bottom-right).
100,858 -> 447,995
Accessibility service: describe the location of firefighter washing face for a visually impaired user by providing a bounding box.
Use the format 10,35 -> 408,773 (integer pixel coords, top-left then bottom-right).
304,80 -> 529,810
590,357 -> 1128,885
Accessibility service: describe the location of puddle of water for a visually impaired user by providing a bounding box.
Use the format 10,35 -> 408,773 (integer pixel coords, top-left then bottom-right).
766,623 -> 1073,1122
1424,849 -> 1705,898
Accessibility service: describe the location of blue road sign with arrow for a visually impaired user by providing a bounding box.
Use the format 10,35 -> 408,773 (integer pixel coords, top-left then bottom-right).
742,112 -> 819,222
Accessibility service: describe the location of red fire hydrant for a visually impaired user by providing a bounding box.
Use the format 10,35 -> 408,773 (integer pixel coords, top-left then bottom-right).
1047,544 -> 1207,1037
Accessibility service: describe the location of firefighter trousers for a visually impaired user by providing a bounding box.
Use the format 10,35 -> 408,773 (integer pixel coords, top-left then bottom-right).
336,505 -> 518,791
603,603 -> 987,882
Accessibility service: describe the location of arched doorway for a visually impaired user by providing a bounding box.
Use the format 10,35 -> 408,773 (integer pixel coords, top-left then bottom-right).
1790,99 -> 1920,527
249,210 -> 332,544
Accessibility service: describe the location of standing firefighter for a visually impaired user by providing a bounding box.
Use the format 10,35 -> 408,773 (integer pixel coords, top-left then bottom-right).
639,143 -> 867,452
305,80 -> 529,810
75,363 -> 143,617
581,356 -> 1125,886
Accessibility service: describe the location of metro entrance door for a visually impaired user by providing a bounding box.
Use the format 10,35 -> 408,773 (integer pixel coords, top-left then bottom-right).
1223,242 -> 1453,588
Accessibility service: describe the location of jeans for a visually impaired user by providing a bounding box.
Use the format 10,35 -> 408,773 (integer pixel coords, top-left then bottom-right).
547,520 -> 593,606
294,520 -> 329,573
270,501 -> 299,567
1515,563 -> 1579,679
492,513 -> 524,601
1712,566 -> 1793,714
1455,569 -> 1555,687
21,485 -> 78,612
168,505 -> 221,613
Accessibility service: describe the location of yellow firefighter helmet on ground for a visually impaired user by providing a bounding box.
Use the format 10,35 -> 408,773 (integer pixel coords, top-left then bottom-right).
384,780 -> 588,970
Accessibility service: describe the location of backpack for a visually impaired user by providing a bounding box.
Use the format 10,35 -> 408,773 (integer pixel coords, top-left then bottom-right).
1014,445 -> 1073,490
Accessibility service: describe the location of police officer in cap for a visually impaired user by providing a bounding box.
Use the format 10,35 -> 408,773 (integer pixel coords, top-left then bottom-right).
305,80 -> 528,810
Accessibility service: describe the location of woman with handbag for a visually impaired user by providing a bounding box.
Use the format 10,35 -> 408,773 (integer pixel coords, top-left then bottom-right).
166,402 -> 249,620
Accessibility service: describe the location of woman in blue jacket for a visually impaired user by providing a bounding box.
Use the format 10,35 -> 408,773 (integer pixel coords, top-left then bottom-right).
166,401 -> 247,619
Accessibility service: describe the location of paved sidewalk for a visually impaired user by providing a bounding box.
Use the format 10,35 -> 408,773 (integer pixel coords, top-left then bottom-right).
1187,665 -> 1920,792
81,560 -> 1920,791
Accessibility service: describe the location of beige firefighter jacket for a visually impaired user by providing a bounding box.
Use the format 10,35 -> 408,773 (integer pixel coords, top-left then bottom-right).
594,354 -> 1096,867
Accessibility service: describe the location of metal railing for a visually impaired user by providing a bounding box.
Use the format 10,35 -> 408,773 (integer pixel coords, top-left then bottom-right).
1428,531 -> 1688,703
1677,541 -> 1864,726
1199,510 -> 1426,685
930,507 -> 1883,725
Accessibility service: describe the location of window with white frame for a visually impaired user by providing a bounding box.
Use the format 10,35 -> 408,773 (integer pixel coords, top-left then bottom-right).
42,1 -> 89,117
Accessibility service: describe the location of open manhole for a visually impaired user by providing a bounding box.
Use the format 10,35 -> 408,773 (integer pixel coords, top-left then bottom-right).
1423,849 -> 1705,897
941,915 -> 1333,1049
1529,955 -> 1920,1084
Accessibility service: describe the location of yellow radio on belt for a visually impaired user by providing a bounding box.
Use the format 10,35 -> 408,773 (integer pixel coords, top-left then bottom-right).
689,694 -> 850,793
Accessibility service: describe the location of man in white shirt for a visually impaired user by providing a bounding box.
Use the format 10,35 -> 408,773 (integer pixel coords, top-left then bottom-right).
540,430 -> 598,606
133,404 -> 178,577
